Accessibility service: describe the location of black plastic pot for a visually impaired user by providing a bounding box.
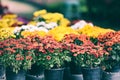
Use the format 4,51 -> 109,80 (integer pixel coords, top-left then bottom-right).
70,61 -> 82,74
26,64 -> 44,80
0,64 -> 5,80
44,68 -> 64,80
71,74 -> 83,80
26,74 -> 44,80
6,69 -> 26,80
82,67 -> 101,80
63,67 -> 71,80
111,65 -> 120,72
27,64 -> 44,76
102,71 -> 120,80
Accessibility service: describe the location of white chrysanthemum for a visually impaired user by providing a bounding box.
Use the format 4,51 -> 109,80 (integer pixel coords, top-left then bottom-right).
88,23 -> 94,27
14,22 -> 52,35
21,25 -> 29,30
36,22 -> 58,29
36,21 -> 46,27
71,20 -> 94,29
14,27 -> 21,34
38,27 -> 48,32
27,25 -> 36,30
45,22 -> 58,29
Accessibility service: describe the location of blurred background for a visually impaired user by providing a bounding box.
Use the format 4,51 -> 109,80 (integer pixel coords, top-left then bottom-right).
0,0 -> 120,30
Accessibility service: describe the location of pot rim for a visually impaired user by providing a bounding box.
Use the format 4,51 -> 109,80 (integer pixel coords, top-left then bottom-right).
82,67 -> 100,69
103,71 -> 120,74
45,68 -> 64,71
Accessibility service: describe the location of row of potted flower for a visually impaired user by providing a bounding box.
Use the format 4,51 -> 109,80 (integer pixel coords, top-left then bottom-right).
0,10 -> 120,80
0,10 -> 114,41
0,30 -> 120,80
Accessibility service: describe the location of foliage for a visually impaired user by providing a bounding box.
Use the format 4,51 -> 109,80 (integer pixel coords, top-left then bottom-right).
86,0 -> 120,21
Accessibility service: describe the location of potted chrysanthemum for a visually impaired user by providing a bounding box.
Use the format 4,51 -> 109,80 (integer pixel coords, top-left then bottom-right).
0,37 -> 36,80
62,34 -> 108,80
26,35 -> 71,80
98,31 -> 120,80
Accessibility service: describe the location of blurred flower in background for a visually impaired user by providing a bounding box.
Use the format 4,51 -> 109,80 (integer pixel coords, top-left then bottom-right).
0,0 -> 120,29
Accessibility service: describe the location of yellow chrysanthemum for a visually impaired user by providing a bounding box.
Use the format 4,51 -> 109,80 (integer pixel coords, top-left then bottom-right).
0,28 -> 15,40
0,19 -> 18,28
0,19 -> 9,28
53,13 -> 64,20
59,18 -> 70,27
77,25 -> 115,38
37,31 -> 47,37
17,21 -> 24,25
40,13 -> 63,21
28,21 -> 37,26
33,9 -> 47,17
0,14 -> 24,28
21,30 -> 47,38
48,26 -> 79,41
33,10 -> 70,26
43,13 -> 68,26
41,13 -> 53,20
2,14 -> 17,19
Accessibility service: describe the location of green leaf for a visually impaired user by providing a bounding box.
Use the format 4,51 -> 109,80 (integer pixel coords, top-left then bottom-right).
65,56 -> 71,62
64,50 -> 70,54
111,55 -> 116,60
50,64 -> 54,68
116,56 -> 120,61
74,38 -> 83,45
